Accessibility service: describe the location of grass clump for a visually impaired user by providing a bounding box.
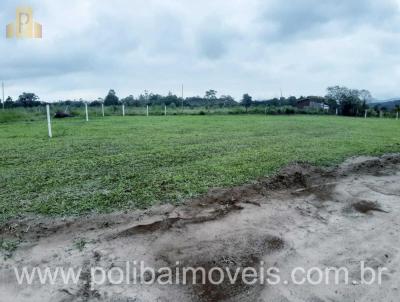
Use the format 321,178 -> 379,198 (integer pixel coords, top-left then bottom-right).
0,238 -> 20,259
73,238 -> 88,252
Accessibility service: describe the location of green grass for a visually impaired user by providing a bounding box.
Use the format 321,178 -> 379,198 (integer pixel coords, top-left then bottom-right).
0,238 -> 20,258
0,115 -> 399,221
0,107 -> 46,123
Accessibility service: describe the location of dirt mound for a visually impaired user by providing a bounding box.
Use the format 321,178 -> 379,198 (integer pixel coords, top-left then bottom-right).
263,163 -> 331,190
339,154 -> 400,176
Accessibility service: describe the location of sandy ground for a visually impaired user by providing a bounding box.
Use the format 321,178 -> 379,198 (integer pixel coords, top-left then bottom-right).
1,154 -> 400,302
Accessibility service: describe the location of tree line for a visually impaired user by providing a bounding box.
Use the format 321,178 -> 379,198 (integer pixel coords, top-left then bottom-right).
2,87 -> 399,117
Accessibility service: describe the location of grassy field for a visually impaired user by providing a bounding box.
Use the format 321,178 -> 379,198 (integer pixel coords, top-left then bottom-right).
0,115 -> 399,221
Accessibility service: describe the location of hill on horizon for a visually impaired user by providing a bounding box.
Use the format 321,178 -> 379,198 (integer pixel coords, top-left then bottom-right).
370,98 -> 400,110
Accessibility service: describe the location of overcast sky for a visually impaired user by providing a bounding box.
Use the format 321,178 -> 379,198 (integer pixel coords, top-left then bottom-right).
1,0 -> 400,101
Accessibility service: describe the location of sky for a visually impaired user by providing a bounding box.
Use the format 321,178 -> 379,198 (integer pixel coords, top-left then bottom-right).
1,0 -> 400,102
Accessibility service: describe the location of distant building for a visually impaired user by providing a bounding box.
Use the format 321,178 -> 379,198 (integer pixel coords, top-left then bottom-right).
296,98 -> 329,110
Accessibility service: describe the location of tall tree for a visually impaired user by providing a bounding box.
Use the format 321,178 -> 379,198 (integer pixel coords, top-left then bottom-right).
359,90 -> 372,103
241,93 -> 253,112
205,90 -> 217,99
16,92 -> 40,107
4,96 -> 13,108
204,90 -> 217,109
104,89 -> 119,106
326,86 -> 364,116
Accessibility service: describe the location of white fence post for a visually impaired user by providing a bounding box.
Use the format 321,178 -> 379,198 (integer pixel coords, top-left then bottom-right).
164,105 -> 167,116
364,110 -> 367,119
397,111 -> 399,120
336,108 -> 338,116
85,103 -> 89,121
102,103 -> 105,117
46,104 -> 52,138
146,105 -> 149,116
122,104 -> 125,116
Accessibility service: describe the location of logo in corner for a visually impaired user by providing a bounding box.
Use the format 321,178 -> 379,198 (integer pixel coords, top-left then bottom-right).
6,7 -> 42,39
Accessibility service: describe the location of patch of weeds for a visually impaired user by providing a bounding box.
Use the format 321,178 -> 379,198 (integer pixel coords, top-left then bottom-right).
73,238 -> 88,252
0,238 -> 20,259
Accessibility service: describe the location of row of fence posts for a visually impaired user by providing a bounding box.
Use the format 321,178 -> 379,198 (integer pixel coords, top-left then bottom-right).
335,108 -> 398,119
363,109 -> 398,119
46,104 -> 170,138
83,104 -> 162,121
